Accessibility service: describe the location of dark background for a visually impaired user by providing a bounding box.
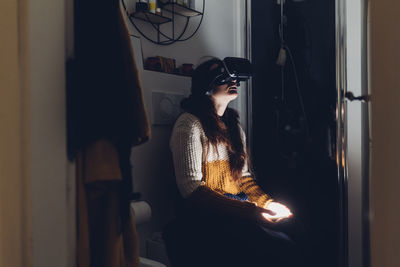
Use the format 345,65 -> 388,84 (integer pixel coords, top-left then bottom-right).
251,1 -> 338,266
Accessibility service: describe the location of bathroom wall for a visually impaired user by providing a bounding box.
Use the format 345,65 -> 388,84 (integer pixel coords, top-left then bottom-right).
0,0 -> 72,266
28,0 -> 71,266
122,0 -> 248,255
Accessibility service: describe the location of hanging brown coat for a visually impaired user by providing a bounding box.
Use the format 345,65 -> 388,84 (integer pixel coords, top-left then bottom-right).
68,0 -> 151,266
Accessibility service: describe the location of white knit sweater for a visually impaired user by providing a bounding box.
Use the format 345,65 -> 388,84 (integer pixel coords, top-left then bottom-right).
169,112 -> 271,208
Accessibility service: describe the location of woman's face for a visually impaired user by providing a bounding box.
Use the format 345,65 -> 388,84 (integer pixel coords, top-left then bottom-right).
210,80 -> 239,103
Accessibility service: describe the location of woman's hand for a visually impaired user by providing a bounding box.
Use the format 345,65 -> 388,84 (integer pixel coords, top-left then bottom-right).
262,201 -> 293,223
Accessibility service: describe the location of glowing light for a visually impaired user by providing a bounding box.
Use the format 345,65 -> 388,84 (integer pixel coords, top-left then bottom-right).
262,202 -> 293,221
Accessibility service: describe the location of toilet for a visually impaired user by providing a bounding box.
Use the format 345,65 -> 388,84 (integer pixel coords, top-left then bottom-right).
138,232 -> 170,267
131,201 -> 171,266
145,232 -> 171,266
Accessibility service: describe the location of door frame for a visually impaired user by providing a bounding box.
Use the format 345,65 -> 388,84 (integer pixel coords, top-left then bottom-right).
0,0 -> 31,266
335,0 -> 349,266
337,0 -> 371,266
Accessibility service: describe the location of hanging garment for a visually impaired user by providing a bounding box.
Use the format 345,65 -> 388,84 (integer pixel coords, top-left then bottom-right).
76,139 -> 140,267
70,0 -> 151,266
68,0 -> 150,155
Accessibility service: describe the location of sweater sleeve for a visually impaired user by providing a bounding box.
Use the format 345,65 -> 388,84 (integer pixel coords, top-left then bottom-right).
239,126 -> 273,208
169,114 -> 204,198
187,185 -> 270,223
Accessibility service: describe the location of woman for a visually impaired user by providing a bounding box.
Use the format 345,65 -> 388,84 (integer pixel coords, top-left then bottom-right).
165,58 -> 302,267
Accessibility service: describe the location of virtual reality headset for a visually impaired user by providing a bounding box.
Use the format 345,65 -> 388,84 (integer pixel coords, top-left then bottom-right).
211,57 -> 253,86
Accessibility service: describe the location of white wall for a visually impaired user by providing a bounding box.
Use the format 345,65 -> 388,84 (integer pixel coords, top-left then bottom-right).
122,0 -> 247,255
28,0 -> 70,266
346,1 -> 363,266
124,0 -> 248,119
0,0 -> 70,266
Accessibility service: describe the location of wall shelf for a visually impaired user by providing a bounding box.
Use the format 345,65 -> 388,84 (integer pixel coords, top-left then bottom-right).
144,68 -> 192,78
161,3 -> 203,17
130,11 -> 171,25
122,0 -> 205,45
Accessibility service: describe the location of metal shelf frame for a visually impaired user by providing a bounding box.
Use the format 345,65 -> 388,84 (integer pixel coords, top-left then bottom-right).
122,0 -> 205,46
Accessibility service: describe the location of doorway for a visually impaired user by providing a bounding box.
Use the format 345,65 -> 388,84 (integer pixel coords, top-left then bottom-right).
250,1 -> 339,266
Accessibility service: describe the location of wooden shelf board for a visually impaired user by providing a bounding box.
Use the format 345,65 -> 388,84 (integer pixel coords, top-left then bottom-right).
162,3 -> 202,17
131,12 -> 171,24
144,68 -> 192,78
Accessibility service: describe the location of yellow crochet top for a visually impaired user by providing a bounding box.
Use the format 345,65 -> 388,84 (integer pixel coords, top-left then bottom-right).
170,112 -> 273,212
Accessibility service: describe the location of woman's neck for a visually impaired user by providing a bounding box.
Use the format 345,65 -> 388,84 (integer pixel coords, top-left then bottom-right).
212,98 -> 229,116
215,103 -> 228,116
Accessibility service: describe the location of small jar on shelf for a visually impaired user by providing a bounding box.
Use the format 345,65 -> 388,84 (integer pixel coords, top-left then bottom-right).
148,0 -> 156,13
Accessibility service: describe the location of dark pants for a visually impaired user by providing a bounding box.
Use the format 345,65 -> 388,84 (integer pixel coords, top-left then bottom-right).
163,205 -> 307,267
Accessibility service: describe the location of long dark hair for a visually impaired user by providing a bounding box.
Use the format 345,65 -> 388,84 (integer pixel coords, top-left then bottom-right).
181,59 -> 247,182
